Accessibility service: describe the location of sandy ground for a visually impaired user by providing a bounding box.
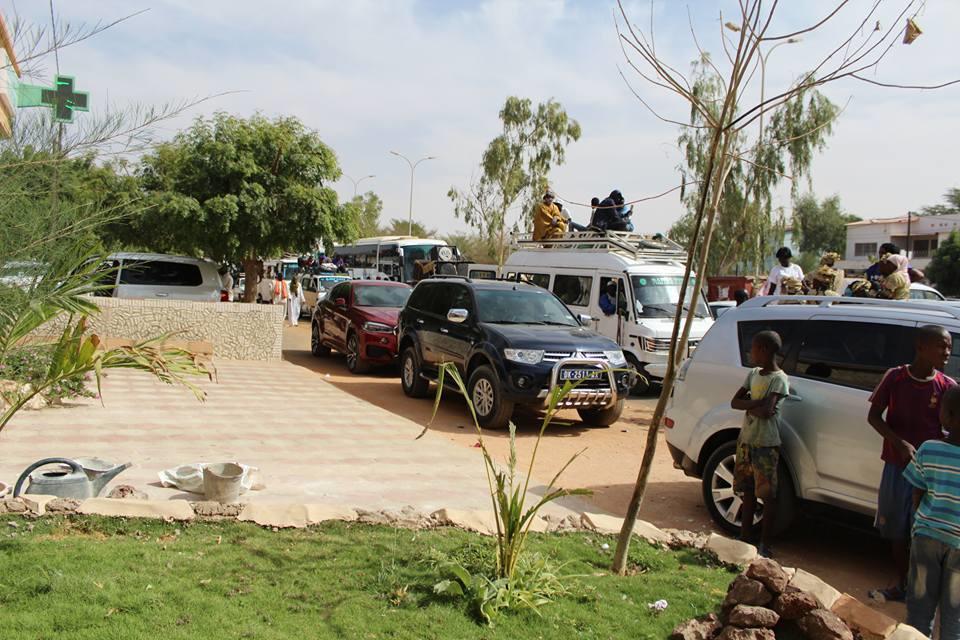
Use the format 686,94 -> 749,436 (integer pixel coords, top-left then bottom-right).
284,323 -> 901,619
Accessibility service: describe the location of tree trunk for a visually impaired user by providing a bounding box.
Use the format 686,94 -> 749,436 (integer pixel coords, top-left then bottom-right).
242,257 -> 261,303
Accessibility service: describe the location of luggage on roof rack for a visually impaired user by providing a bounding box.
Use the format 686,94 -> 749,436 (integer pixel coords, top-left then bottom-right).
511,231 -> 688,262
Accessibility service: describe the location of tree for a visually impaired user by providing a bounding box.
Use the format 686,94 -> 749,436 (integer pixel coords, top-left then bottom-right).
124,113 -> 349,301
926,231 -> 960,296
345,191 -> 383,239
444,231 -> 499,264
449,97 -> 581,266
793,194 -> 860,256
670,56 -> 838,276
381,218 -> 437,238
921,188 -> 960,216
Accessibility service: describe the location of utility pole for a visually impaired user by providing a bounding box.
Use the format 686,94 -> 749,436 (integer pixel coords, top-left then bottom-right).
344,173 -> 375,199
390,151 -> 436,236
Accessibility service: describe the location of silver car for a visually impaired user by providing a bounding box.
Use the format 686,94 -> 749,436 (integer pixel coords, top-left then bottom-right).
664,296 -> 960,534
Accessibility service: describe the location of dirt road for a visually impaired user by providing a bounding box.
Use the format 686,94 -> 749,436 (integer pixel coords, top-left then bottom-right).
283,324 -> 900,618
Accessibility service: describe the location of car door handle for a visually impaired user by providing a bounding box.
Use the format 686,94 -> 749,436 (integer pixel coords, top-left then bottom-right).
786,394 -> 803,402
416,318 -> 425,324
440,327 -> 449,334
155,293 -> 169,297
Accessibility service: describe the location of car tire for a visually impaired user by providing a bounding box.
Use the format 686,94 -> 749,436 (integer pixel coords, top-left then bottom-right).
400,346 -> 430,398
577,398 -> 625,427
467,365 -> 514,430
345,331 -> 370,374
311,322 -> 331,357
625,354 -> 651,396
701,440 -> 797,536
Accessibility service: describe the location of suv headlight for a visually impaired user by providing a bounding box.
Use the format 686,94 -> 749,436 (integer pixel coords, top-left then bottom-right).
363,321 -> 394,333
504,349 -> 544,365
604,350 -> 627,366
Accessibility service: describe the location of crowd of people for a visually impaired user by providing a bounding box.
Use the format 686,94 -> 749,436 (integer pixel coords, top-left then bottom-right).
734,326 -> 959,638
531,188 -> 636,241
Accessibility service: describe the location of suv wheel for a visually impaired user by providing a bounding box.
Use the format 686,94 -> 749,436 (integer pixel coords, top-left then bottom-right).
701,440 -> 797,536
577,398 -> 625,427
400,347 -> 430,398
468,365 -> 514,430
345,331 -> 370,374
625,354 -> 651,396
311,323 -> 331,357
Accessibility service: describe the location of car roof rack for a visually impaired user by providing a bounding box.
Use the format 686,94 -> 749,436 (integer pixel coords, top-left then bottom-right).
511,231 -> 688,262
740,295 -> 960,321
423,274 -> 472,282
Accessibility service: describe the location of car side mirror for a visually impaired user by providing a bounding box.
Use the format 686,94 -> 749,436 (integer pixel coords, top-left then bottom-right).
578,313 -> 593,325
447,308 -> 469,324
334,297 -> 346,308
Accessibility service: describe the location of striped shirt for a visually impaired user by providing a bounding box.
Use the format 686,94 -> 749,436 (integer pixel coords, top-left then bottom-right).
904,440 -> 960,549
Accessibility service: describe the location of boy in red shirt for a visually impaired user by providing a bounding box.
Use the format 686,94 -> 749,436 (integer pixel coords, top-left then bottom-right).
867,324 -> 956,601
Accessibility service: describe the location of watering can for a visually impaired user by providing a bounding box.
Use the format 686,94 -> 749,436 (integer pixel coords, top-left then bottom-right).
13,457 -> 132,499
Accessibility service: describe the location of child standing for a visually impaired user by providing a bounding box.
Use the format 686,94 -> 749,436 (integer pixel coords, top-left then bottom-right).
903,384 -> 960,639
730,330 -> 790,557
868,325 -> 956,602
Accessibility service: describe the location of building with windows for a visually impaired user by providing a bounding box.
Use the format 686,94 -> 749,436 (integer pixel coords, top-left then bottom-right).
0,12 -> 20,137
839,213 -> 960,273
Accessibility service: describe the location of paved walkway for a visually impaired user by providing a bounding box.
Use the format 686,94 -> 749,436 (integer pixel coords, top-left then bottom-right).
0,360 -> 584,516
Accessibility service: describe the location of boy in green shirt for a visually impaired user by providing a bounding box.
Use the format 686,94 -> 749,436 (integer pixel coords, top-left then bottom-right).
731,330 -> 790,557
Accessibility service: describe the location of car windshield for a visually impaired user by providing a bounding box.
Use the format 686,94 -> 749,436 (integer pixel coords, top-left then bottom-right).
475,288 -> 578,326
353,285 -> 411,307
631,275 -> 710,319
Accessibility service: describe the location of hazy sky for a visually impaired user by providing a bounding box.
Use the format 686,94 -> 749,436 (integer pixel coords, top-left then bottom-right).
7,0 -> 959,236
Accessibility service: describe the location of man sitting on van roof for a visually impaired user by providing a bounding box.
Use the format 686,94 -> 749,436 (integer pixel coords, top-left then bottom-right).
532,189 -> 567,241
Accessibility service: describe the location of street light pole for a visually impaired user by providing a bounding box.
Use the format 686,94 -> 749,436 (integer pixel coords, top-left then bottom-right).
344,173 -> 375,199
390,150 -> 436,236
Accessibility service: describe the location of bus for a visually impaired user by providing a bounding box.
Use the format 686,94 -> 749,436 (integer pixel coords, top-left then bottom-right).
331,236 -> 466,284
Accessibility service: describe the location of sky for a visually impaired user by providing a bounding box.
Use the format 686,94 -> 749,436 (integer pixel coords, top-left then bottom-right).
5,0 -> 959,237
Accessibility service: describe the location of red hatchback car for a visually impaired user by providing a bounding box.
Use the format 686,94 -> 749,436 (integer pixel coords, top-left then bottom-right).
310,280 -> 412,373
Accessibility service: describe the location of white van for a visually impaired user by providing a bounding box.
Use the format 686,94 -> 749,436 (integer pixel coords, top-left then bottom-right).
468,232 -> 713,392
98,253 -> 225,302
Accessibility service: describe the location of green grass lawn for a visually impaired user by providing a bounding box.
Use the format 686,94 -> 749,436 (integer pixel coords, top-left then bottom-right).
0,516 -> 733,640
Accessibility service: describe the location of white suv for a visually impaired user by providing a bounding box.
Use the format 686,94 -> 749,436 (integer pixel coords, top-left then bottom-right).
664,296 -> 960,534
96,253 -> 225,302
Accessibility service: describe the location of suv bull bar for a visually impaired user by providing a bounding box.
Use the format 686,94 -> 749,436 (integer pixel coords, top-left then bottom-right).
546,357 -> 619,408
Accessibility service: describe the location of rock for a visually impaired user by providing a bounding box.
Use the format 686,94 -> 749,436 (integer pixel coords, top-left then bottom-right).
355,506 -> 433,528
18,494 -> 57,515
304,504 -> 357,525
727,605 -> 780,629
830,594 -> 897,640
772,591 -> 819,620
797,609 -> 854,640
0,498 -> 27,514
724,575 -> 773,608
666,528 -> 710,549
238,503 -> 311,528
192,501 -> 244,518
707,533 -> 758,566
671,613 -> 722,640
716,626 -> 775,640
106,485 -> 148,500
745,557 -> 790,594
77,498 -> 195,521
580,512 -> 672,544
430,508 -> 496,535
44,497 -> 81,514
887,623 -> 929,640
789,569 -> 842,609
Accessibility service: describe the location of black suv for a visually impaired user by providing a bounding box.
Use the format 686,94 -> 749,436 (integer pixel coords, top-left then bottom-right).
397,278 -> 634,429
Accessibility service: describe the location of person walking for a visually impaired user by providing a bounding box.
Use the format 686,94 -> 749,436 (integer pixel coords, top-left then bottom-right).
272,272 -> 289,318
867,325 -> 956,602
287,275 -> 305,326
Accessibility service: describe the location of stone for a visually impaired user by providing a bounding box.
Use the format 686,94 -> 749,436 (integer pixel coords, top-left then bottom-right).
106,485 -> 148,500
746,557 -> 791,594
707,533 -> 758,566
830,594 -> 897,640
355,506 -> 433,528
304,504 -> 357,525
18,494 -> 57,515
671,613 -> 722,640
238,503 -> 310,528
727,605 -> 780,629
77,498 -> 195,521
789,569 -> 842,609
666,528 -> 710,549
772,591 -> 819,620
724,575 -> 773,608
580,512 -> 672,544
44,497 -> 81,514
887,623 -> 929,640
716,626 -> 775,640
797,610 -> 854,640
0,498 -> 28,514
192,501 -> 244,518
430,508 -> 496,535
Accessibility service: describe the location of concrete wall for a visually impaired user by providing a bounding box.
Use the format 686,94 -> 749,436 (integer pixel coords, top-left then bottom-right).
55,298 -> 285,361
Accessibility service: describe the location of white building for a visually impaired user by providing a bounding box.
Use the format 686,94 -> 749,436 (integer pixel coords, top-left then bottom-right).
840,214 -> 960,273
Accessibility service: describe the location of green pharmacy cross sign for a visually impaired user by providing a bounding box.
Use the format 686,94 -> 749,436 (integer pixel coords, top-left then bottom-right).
16,75 -> 90,123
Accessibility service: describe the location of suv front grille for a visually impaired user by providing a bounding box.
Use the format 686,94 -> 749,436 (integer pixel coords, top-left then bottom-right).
640,337 -> 699,353
543,350 -> 608,363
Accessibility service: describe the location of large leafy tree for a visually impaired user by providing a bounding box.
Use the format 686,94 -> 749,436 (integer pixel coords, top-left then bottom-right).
449,97 -> 580,266
670,56 -> 838,276
381,218 -> 437,238
123,113 -> 349,301
792,193 -> 860,256
921,188 -> 960,216
345,191 -> 383,239
926,231 -> 960,296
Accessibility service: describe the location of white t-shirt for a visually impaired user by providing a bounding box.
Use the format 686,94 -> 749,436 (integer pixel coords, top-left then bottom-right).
766,264 -> 804,295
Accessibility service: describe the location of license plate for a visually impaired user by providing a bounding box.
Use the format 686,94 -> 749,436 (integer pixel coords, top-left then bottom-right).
559,368 -> 604,381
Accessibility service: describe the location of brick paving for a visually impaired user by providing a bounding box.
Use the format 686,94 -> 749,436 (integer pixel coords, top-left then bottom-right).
0,360 -> 583,516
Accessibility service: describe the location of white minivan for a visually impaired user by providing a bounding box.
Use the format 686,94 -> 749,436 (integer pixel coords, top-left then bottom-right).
97,253 -> 225,302
468,232 -> 713,392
